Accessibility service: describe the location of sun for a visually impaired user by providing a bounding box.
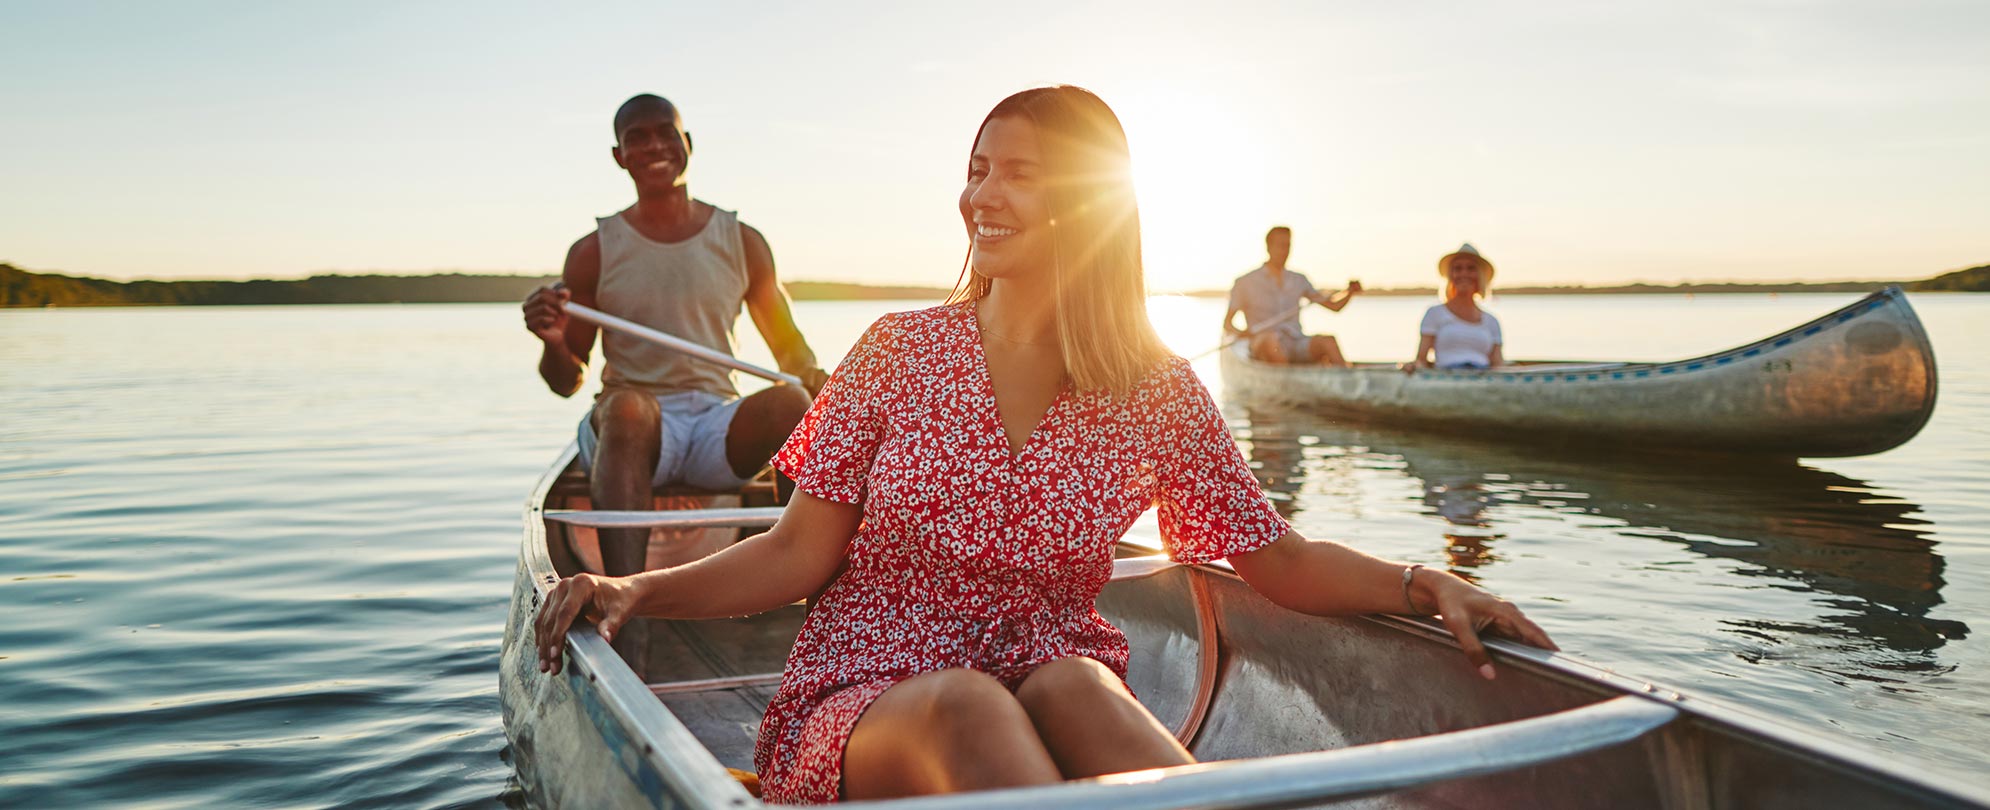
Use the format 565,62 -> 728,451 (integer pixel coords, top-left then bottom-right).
1110,92 -> 1275,294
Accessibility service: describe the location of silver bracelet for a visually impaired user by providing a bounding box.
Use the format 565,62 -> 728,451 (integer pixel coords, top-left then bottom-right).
1401,564 -> 1425,614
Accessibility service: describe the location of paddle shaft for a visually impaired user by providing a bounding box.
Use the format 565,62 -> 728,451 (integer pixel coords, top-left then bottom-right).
1189,302 -> 1309,361
562,301 -> 802,387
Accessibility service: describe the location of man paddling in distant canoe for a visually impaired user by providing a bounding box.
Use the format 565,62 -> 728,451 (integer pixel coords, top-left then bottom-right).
521,94 -> 828,579
1221,226 -> 1361,366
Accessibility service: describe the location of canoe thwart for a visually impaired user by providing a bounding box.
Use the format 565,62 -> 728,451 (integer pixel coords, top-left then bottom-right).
847,695 -> 1679,810
543,506 -> 785,529
1109,555 -> 1180,582
648,672 -> 787,696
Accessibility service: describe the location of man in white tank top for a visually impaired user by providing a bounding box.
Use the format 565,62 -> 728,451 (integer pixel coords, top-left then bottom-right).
521,95 -> 828,579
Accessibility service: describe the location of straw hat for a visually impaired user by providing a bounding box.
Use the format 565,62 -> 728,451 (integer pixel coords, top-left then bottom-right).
1437,242 -> 1495,283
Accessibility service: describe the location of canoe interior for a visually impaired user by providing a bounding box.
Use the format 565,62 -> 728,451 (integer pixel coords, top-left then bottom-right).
517,457 -> 1986,809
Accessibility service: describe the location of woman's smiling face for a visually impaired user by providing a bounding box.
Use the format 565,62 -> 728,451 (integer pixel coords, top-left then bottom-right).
961,116 -> 1055,283
1446,255 -> 1484,298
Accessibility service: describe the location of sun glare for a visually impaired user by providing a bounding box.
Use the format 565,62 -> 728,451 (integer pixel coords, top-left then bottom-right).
1112,92 -> 1276,294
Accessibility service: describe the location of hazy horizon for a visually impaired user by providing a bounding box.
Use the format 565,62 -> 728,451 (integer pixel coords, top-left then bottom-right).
5,262 -> 1971,291
3,1 -> 1986,292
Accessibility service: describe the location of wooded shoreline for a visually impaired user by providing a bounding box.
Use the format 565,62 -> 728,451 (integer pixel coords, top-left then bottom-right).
4,262 -> 1985,308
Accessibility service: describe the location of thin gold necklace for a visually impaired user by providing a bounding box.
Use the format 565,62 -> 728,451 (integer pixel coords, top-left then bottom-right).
979,323 -> 1058,347
975,300 -> 1066,346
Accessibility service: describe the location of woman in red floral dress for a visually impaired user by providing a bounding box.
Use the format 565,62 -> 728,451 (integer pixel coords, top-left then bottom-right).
536,86 -> 1559,804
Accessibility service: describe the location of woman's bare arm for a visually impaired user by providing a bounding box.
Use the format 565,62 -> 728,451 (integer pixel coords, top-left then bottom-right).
1403,335 -> 1436,372
1229,532 -> 1558,678
534,490 -> 861,674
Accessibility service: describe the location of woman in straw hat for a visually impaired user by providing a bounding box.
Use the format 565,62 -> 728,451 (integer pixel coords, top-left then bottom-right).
1407,243 -> 1503,372
535,88 -> 1556,803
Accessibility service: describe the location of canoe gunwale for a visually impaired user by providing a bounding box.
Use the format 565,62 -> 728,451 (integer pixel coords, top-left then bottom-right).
509,441 -> 756,810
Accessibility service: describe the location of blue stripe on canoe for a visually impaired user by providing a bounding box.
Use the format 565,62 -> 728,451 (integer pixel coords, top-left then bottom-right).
1660,367 -> 1676,374
1803,326 -> 1822,335
1773,338 -> 1792,347
1685,363 -> 1703,370
1587,374 -> 1600,380
1743,348 -> 1761,357
1716,357 -> 1733,365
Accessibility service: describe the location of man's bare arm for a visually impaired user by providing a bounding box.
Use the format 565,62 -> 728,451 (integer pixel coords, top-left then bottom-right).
526,233 -> 603,397
1310,288 -> 1354,312
1222,304 -> 1247,336
739,223 -> 826,391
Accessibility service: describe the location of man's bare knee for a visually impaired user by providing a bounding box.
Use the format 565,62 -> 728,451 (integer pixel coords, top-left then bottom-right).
725,384 -> 813,478
754,383 -> 812,428
594,389 -> 660,437
1250,334 -> 1283,364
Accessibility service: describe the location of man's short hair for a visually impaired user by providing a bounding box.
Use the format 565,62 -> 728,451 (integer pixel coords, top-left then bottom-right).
613,94 -> 678,140
1266,226 -> 1292,242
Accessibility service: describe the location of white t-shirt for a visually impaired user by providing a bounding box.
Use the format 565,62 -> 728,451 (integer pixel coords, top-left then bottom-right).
1419,304 -> 1502,368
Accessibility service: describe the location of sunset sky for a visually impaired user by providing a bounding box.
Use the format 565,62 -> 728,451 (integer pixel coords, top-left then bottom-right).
3,1 -> 1986,292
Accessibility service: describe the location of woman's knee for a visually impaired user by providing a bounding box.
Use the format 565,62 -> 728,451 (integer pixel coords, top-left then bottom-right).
906,668 -> 1024,728
858,669 -> 1036,763
847,669 -> 1057,797
1014,657 -> 1124,717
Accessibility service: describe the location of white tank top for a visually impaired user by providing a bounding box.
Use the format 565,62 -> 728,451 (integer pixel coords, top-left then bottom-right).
594,204 -> 749,398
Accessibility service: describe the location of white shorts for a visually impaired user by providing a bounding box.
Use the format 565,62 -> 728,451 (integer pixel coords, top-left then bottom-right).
576,390 -> 751,491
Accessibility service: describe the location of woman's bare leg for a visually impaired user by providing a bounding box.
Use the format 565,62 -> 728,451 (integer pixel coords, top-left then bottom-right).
1014,657 -> 1194,779
842,668 -> 1062,800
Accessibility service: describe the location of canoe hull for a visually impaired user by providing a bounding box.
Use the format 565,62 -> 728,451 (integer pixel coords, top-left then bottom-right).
499,445 -> 755,810
501,438 -> 1988,808
1220,288 -> 1937,457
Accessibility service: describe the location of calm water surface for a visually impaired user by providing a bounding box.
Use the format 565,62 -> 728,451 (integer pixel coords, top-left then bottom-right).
1,294 -> 1985,806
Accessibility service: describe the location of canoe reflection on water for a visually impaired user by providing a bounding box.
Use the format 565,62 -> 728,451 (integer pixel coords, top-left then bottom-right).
1231,404 -> 1969,671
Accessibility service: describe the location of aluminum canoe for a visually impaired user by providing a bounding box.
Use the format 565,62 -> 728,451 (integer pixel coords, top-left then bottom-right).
497,443 -> 1987,809
1218,287 -> 1937,457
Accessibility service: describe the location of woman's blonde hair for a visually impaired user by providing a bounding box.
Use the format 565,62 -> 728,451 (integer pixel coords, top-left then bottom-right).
948,86 -> 1170,394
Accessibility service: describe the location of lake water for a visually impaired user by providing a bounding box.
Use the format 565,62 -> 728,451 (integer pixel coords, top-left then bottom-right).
2,293 -> 1985,806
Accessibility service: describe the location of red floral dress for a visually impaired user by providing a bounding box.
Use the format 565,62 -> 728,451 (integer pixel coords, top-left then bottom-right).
755,302 -> 1289,803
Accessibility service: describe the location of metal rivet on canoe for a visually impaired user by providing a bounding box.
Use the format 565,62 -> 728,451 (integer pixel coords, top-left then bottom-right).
1642,683 -> 1656,693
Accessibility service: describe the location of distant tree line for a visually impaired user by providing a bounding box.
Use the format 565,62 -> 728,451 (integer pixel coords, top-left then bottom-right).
1914,264 -> 1990,292
2,261 -> 1984,308
1,264 -> 557,307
